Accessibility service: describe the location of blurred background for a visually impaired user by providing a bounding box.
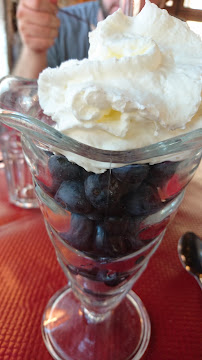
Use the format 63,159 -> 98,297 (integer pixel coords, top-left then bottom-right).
0,0 -> 202,79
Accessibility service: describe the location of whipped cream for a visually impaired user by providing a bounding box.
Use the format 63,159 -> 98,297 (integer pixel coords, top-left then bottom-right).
38,0 -> 202,173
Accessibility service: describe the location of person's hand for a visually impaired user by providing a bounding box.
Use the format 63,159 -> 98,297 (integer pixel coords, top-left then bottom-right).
17,0 -> 60,53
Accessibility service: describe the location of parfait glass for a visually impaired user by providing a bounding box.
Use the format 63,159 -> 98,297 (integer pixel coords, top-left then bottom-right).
0,76 -> 201,360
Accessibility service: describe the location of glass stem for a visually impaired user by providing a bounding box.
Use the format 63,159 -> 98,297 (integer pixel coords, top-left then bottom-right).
83,306 -> 112,324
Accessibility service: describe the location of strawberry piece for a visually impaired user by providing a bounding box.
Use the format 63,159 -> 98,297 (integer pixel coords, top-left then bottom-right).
36,162 -> 55,193
158,173 -> 182,200
42,204 -> 71,233
138,216 -> 170,241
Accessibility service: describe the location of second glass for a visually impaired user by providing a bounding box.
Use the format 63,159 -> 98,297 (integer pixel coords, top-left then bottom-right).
0,126 -> 38,208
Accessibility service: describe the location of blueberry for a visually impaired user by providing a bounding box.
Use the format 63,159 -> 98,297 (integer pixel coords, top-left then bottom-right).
127,235 -> 145,251
93,216 -> 143,258
94,224 -> 106,254
148,161 -> 179,187
48,155 -> 82,191
124,216 -> 146,251
96,270 -> 128,287
104,216 -> 136,236
74,266 -> 128,287
84,171 -> 122,212
55,180 -> 92,214
122,183 -> 162,216
127,216 -> 143,236
94,224 -> 131,258
86,210 -> 104,221
60,213 -> 94,252
106,235 -> 131,257
67,266 -> 128,287
112,164 -> 149,185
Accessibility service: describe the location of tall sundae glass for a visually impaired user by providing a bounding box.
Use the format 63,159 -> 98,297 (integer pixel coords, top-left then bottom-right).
0,75 -> 201,360
0,2 -> 202,359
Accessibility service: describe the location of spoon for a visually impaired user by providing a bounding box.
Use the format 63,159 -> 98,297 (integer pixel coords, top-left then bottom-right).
178,232 -> 202,289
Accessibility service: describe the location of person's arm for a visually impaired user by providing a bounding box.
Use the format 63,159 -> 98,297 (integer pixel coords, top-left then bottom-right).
13,47 -> 48,79
12,0 -> 60,79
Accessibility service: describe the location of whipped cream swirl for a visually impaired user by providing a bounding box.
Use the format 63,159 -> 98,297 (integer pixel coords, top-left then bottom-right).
38,0 -> 202,172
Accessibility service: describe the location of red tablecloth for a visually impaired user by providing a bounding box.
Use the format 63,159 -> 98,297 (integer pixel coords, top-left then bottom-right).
0,163 -> 201,360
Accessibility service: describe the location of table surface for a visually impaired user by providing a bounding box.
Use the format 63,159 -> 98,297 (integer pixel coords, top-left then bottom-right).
0,162 -> 201,360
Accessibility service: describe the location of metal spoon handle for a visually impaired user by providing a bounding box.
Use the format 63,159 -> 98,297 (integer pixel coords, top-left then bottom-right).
193,274 -> 202,289
178,232 -> 202,290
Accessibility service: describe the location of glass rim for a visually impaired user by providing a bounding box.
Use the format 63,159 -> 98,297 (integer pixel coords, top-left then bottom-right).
0,76 -> 202,164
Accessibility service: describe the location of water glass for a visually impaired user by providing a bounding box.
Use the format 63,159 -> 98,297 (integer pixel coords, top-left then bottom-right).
0,126 -> 38,208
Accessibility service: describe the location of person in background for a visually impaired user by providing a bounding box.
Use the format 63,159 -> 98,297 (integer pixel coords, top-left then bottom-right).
13,0 -> 165,79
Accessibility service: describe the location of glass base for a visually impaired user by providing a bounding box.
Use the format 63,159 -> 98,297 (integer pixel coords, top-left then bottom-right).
42,286 -> 151,360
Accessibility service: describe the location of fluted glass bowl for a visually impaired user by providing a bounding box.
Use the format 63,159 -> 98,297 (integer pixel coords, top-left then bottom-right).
0,76 -> 201,360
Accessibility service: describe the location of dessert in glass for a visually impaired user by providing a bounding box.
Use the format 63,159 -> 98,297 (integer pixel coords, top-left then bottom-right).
0,2 -> 201,359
